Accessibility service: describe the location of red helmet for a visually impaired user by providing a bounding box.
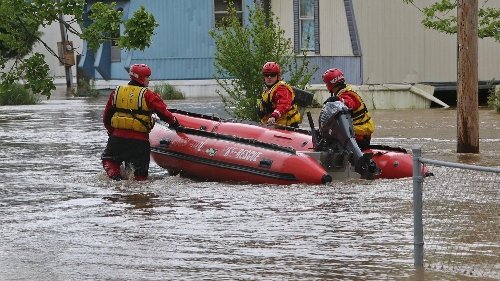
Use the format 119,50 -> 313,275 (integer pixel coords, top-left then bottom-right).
262,62 -> 280,80
129,64 -> 151,84
322,68 -> 345,92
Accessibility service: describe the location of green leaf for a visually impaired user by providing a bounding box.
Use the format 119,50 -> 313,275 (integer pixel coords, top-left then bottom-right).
209,3 -> 318,121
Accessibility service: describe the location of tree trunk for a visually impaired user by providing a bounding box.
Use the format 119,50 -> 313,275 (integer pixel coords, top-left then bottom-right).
457,0 -> 479,153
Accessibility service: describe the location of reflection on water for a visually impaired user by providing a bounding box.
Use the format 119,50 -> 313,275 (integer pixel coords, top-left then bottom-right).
0,87 -> 498,280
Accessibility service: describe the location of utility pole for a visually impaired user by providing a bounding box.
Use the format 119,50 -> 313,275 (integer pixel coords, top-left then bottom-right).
57,1 -> 73,88
456,0 -> 479,153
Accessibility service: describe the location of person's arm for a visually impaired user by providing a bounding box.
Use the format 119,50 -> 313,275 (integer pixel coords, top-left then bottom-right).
103,91 -> 116,134
270,85 -> 293,119
146,91 -> 178,126
338,91 -> 361,110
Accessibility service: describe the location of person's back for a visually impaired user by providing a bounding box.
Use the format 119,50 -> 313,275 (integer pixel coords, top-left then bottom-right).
101,64 -> 180,181
322,68 -> 374,150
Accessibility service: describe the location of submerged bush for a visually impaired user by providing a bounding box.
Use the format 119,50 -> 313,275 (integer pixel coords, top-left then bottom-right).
152,82 -> 185,100
486,81 -> 500,113
72,79 -> 101,98
0,83 -> 39,105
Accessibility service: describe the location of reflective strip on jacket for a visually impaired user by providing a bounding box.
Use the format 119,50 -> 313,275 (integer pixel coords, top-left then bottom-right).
338,85 -> 374,136
111,85 -> 154,133
259,81 -> 301,126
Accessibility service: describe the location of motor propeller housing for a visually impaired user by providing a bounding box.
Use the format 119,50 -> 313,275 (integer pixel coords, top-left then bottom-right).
316,101 -> 381,179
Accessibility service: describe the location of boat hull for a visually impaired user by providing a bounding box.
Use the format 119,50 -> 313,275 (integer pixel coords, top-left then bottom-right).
149,110 -> 430,183
172,111 -> 429,178
150,123 -> 332,185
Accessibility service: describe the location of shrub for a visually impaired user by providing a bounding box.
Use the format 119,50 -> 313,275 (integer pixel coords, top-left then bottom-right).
152,83 -> 185,100
0,83 -> 39,105
487,83 -> 500,113
72,79 -> 101,98
209,3 -> 317,121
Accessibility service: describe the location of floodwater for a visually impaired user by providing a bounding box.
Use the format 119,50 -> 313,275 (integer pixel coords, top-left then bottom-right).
0,87 -> 499,281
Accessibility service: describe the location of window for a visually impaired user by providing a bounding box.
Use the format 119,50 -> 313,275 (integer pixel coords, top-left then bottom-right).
111,7 -> 123,62
294,0 -> 319,53
111,30 -> 121,62
214,0 -> 243,28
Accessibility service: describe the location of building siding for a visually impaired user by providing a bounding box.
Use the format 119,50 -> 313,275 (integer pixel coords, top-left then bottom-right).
38,0 -> 498,91
353,0 -> 500,85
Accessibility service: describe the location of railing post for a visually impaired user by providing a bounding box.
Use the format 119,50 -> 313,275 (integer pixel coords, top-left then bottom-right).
413,146 -> 424,267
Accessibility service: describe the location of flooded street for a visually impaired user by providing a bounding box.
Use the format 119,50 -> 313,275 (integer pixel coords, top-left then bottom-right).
0,87 -> 499,280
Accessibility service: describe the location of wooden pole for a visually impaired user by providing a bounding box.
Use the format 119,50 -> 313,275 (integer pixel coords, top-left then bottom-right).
57,0 -> 73,88
456,0 -> 479,153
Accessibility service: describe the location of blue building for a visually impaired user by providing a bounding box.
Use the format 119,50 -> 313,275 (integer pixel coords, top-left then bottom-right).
79,0 -> 362,87
77,0 -> 500,107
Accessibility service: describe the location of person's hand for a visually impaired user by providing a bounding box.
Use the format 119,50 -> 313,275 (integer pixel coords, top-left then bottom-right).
169,117 -> 181,129
267,116 -> 276,125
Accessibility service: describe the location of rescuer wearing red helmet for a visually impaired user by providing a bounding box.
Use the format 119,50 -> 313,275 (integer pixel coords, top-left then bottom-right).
322,68 -> 374,150
101,63 -> 181,181
257,62 -> 301,127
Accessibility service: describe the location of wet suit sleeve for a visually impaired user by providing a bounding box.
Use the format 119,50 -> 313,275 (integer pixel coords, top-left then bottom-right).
145,90 -> 177,125
270,85 -> 293,119
338,91 -> 361,110
103,90 -> 116,134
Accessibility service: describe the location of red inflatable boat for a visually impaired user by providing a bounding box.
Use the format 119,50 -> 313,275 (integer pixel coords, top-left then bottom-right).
149,124 -> 332,185
149,103 -> 431,184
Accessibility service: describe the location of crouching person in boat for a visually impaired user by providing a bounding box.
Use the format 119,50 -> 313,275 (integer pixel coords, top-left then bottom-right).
257,62 -> 301,128
101,63 -> 181,181
322,68 -> 374,150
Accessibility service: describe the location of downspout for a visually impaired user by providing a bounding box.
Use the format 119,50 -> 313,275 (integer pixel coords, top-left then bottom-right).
344,0 -> 362,82
263,0 -> 270,27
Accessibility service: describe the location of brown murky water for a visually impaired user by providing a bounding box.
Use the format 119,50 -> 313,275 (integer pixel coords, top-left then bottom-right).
0,87 -> 498,280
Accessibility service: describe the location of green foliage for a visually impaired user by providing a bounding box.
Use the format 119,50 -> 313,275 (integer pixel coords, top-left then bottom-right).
0,0 -> 159,102
81,3 -> 159,52
209,3 -> 318,121
1,53 -> 55,98
403,0 -> 500,42
72,79 -> 101,98
0,83 -> 39,106
486,81 -> 500,113
0,20 -> 42,59
151,83 -> 186,100
119,6 -> 159,51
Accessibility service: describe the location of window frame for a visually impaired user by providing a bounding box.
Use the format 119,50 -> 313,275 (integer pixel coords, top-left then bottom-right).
294,0 -> 319,54
214,0 -> 244,28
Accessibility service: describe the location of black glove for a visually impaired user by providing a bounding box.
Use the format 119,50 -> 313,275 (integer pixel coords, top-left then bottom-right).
323,95 -> 340,104
169,117 -> 181,129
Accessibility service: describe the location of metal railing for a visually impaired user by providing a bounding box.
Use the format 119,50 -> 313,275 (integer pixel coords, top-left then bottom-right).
413,147 -> 500,278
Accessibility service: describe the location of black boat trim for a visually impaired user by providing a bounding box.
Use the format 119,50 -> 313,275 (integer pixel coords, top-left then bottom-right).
156,119 -> 298,155
168,108 -> 313,135
368,144 -> 408,153
151,147 -> 300,182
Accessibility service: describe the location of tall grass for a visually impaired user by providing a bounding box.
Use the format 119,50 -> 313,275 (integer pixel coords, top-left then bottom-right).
151,82 -> 185,100
0,83 -> 39,105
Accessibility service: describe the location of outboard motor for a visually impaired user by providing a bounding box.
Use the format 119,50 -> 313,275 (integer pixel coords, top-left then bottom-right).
315,101 -> 380,180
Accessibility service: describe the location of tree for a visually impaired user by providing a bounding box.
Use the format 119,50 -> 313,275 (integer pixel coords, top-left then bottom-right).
209,3 -> 317,121
0,0 -> 159,99
402,0 -> 500,42
403,0 -> 496,153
